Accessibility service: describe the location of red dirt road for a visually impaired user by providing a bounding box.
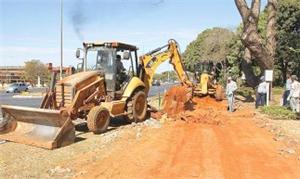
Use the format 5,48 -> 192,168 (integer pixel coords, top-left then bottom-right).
69,98 -> 300,179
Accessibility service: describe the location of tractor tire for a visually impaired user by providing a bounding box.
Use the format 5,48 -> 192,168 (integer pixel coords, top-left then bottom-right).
215,84 -> 223,101
87,106 -> 110,134
127,90 -> 147,123
0,117 -> 16,134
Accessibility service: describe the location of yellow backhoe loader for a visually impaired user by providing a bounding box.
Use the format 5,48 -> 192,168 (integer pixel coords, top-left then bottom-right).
0,39 -> 193,149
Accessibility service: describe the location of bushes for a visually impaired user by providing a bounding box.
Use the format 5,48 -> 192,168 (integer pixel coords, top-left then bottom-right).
236,86 -> 254,97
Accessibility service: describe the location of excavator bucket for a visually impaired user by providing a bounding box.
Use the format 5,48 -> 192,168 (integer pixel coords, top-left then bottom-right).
0,105 -> 75,149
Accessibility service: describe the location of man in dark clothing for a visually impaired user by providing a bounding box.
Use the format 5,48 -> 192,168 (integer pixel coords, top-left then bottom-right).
116,55 -> 127,90
116,55 -> 125,74
283,74 -> 292,106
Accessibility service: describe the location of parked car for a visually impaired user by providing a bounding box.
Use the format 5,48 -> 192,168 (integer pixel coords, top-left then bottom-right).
152,80 -> 161,86
6,83 -> 28,93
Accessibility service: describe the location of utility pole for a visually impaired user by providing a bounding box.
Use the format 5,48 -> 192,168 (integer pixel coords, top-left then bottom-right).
60,0 -> 63,80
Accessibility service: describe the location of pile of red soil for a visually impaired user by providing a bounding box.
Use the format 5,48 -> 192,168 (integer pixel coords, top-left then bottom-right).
162,86 -> 227,125
179,110 -> 223,125
181,97 -> 227,124
162,86 -> 192,117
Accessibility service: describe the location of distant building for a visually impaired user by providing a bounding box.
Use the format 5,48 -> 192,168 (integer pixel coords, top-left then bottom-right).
47,63 -> 75,76
0,64 -> 74,85
0,66 -> 25,84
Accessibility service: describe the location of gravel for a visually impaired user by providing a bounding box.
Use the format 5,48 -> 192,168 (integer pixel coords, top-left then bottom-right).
279,148 -> 296,155
143,118 -> 162,128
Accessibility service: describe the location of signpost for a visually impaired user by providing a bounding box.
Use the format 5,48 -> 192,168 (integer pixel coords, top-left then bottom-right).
265,70 -> 273,106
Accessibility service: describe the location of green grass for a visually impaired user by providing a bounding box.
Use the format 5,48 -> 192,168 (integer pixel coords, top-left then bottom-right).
260,105 -> 297,120
272,87 -> 284,96
235,86 -> 283,97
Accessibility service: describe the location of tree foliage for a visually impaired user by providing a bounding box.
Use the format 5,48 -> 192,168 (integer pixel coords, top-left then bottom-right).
24,60 -> 50,85
182,0 -> 300,87
153,71 -> 178,82
255,0 -> 300,84
226,29 -> 245,81
275,0 -> 300,84
183,27 -> 235,71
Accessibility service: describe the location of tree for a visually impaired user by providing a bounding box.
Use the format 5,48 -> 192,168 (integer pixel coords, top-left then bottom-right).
235,0 -> 277,87
226,28 -> 245,82
153,71 -> 178,82
275,0 -> 300,84
183,27 -> 235,71
24,60 -> 50,86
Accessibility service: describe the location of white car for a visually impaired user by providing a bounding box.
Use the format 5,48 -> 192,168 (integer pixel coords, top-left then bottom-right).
6,83 -> 29,93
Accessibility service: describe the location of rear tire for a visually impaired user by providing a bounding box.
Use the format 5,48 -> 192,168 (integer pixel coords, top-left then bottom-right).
0,112 -> 17,134
87,106 -> 110,134
126,90 -> 147,123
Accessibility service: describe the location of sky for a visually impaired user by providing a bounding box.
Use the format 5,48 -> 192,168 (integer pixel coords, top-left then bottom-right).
0,0 -> 267,72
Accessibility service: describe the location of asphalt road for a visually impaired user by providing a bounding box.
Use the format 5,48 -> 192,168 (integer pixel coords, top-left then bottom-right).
0,83 -> 177,109
0,88 -> 46,108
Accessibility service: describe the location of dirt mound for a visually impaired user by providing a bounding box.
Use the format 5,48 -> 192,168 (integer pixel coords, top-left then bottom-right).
162,87 -> 227,124
162,85 -> 192,117
179,110 -> 223,125
178,97 -> 225,125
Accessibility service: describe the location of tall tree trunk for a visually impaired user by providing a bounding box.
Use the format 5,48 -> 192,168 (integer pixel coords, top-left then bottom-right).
266,0 -> 277,59
235,0 -> 277,87
241,48 -> 260,87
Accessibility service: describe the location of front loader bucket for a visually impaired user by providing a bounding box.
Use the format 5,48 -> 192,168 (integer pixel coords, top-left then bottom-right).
0,105 -> 75,149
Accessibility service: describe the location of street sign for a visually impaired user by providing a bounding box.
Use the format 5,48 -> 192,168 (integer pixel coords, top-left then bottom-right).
265,70 -> 273,82
264,70 -> 273,104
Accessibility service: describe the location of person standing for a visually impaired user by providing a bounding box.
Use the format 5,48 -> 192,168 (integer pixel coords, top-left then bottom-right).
226,77 -> 237,112
256,76 -> 267,108
283,74 -> 292,107
287,75 -> 300,113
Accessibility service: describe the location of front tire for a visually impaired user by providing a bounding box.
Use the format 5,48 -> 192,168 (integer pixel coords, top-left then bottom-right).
87,106 -> 110,134
127,90 -> 147,123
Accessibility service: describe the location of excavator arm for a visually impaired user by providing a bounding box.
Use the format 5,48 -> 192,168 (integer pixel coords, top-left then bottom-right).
139,39 -> 193,94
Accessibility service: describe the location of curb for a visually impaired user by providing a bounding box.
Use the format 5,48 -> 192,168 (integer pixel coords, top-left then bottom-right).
12,95 -> 43,99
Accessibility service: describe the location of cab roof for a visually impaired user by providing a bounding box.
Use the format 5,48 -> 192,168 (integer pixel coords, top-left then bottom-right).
83,41 -> 138,51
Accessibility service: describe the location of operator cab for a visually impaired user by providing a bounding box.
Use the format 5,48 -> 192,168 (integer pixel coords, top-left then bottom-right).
76,41 -> 139,99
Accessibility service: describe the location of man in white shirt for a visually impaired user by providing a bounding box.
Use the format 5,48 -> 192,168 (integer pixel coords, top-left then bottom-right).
287,75 -> 300,113
226,77 -> 237,112
255,76 -> 267,108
